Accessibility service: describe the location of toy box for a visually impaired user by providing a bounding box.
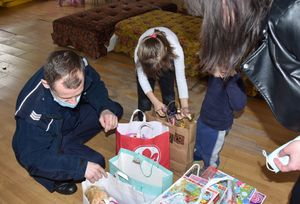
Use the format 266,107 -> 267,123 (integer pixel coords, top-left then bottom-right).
200,166 -> 266,204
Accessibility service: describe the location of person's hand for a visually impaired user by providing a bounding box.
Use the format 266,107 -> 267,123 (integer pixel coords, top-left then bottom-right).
99,109 -> 118,132
85,161 -> 107,183
176,107 -> 191,120
212,68 -> 236,78
274,140 -> 300,172
181,107 -> 191,119
212,69 -> 226,78
154,101 -> 167,117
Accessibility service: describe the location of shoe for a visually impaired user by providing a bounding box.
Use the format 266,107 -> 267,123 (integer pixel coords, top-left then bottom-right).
54,182 -> 77,195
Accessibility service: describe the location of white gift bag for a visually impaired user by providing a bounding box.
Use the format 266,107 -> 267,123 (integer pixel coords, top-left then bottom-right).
82,173 -> 150,204
116,109 -> 169,139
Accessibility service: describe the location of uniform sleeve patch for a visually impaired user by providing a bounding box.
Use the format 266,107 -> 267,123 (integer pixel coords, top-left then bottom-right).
30,110 -> 42,121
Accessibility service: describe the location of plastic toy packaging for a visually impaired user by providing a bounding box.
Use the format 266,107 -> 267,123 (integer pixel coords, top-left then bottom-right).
152,164 -> 267,204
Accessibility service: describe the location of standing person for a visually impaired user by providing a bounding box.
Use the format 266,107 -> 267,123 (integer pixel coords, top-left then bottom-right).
199,0 -> 300,203
134,27 -> 190,118
193,68 -> 247,168
12,50 -> 123,195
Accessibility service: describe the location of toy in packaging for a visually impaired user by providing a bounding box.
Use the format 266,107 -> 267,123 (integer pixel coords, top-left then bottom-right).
249,191 -> 267,204
200,166 -> 264,204
188,174 -> 227,204
152,164 -> 266,204
154,176 -> 219,204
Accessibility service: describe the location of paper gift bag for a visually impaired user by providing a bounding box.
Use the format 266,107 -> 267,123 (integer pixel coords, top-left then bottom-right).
82,173 -> 151,204
116,109 -> 170,169
109,148 -> 173,198
145,110 -> 197,175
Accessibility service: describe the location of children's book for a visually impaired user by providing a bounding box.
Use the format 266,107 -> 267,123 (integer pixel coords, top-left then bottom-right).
152,176 -> 219,204
200,166 -> 261,204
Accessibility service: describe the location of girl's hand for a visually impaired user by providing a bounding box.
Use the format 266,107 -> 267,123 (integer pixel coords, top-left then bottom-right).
176,107 -> 191,120
154,101 -> 167,117
212,68 -> 237,78
212,69 -> 226,78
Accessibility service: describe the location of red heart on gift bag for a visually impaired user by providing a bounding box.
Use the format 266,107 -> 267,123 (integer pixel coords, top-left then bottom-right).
141,148 -> 151,157
150,153 -> 159,161
135,146 -> 160,162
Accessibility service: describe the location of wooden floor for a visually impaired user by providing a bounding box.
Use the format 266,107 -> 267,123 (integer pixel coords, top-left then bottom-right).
0,1 -> 299,203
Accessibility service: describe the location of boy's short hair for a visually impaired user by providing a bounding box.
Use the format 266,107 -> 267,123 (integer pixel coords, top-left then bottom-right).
137,29 -> 178,79
44,50 -> 85,89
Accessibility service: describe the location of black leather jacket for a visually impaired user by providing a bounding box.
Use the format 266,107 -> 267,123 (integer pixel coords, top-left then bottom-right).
242,0 -> 300,132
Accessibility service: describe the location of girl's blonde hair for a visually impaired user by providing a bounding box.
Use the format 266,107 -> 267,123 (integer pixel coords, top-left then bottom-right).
137,29 -> 178,79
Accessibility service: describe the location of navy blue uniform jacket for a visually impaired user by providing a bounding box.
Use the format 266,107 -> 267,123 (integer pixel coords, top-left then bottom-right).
12,59 -> 122,181
200,74 -> 247,130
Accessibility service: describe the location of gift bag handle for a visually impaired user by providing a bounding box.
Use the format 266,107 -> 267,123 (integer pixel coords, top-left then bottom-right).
115,170 -> 129,181
184,163 -> 201,177
132,154 -> 155,178
129,109 -> 146,122
166,100 -> 194,122
114,170 -> 133,187
166,100 -> 178,119
136,123 -> 154,138
158,164 -> 203,203
197,176 -> 233,203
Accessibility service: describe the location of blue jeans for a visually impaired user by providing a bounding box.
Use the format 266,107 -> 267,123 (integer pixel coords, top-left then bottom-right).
137,69 -> 175,115
193,118 -> 229,168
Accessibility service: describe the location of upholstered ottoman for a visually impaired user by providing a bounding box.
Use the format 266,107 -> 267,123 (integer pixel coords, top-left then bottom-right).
51,0 -> 177,58
114,10 -> 202,77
